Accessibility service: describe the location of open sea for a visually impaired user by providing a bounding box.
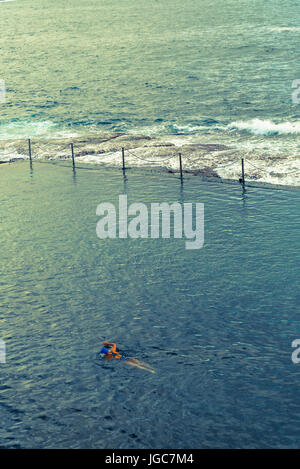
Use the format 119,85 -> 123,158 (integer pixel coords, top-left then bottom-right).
0,0 -> 300,449
0,0 -> 300,185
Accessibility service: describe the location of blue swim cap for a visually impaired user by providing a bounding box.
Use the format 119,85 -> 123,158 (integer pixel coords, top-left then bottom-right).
100,347 -> 109,355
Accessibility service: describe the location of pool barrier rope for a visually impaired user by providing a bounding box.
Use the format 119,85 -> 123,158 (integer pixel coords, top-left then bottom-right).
217,157 -> 300,185
245,158 -> 300,175
1,139 -> 299,186
125,147 -> 183,180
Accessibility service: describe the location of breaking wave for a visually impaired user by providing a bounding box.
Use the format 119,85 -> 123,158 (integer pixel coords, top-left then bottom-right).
228,119 -> 300,136
0,120 -> 79,140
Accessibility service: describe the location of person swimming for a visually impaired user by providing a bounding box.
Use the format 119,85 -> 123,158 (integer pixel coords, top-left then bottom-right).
100,342 -> 155,373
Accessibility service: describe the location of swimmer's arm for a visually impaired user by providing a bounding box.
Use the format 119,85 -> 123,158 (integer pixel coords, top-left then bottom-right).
103,342 -> 118,354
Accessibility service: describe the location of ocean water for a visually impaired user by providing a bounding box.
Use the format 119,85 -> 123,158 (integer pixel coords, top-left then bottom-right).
0,0 -> 300,185
0,162 -> 300,449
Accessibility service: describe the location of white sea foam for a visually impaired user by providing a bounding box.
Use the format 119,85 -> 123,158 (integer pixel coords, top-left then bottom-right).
216,158 -> 300,187
228,119 -> 300,136
269,27 -> 300,32
44,138 -> 300,187
126,122 -> 211,138
1,122 -> 299,187
0,120 -> 79,141
1,137 -> 299,186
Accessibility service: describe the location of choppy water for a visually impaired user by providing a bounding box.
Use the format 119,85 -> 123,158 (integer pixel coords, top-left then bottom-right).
0,0 -> 300,185
0,162 -> 300,448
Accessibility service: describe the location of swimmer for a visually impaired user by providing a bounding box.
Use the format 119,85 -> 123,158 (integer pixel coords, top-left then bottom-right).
100,342 -> 155,373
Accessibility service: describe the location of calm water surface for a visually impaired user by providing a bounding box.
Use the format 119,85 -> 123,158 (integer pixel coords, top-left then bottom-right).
0,162 -> 299,448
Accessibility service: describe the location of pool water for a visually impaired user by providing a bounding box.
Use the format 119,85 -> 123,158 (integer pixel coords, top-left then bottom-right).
0,161 -> 299,448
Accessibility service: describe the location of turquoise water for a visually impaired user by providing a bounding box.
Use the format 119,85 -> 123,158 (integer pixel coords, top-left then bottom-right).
0,162 -> 300,448
0,0 -> 300,184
